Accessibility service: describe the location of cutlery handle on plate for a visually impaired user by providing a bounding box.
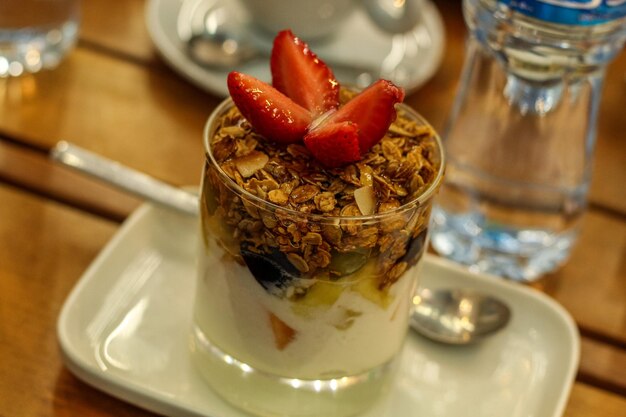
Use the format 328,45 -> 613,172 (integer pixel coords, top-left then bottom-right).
50,141 -> 199,217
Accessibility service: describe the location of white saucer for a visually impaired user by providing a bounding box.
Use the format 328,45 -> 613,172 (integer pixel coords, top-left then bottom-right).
58,203 -> 579,417
145,0 -> 445,96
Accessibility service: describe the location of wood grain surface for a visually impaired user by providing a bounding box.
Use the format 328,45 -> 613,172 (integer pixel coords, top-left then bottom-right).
0,183 -> 623,417
0,0 -> 624,416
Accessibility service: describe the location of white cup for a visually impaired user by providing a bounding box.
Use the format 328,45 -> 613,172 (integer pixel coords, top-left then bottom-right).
238,0 -> 357,40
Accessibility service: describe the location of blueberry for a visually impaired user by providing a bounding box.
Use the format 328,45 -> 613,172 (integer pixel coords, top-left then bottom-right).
401,228 -> 428,266
240,243 -> 300,296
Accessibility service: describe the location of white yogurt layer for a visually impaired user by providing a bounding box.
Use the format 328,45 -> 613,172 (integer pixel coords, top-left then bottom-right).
193,235 -> 421,379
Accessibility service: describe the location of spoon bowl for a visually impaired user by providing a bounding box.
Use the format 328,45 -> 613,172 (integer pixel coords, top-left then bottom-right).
177,0 -> 257,69
410,288 -> 511,345
362,0 -> 435,87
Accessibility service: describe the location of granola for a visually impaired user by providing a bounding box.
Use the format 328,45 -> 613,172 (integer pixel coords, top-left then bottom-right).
202,90 -> 440,295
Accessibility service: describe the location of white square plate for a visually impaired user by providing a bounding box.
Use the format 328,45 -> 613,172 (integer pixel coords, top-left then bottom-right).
58,204 -> 579,417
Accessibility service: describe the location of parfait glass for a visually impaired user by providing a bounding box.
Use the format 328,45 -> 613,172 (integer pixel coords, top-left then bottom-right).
191,97 -> 444,417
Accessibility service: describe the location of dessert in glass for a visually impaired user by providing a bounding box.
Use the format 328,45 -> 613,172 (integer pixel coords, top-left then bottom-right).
191,30 -> 444,417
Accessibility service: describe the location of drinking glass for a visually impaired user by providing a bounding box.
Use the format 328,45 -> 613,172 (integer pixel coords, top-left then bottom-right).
0,0 -> 79,76
191,98 -> 444,417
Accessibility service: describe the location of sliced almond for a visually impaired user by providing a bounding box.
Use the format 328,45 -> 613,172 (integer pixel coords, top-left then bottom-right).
354,185 -> 376,216
234,150 -> 269,178
269,313 -> 297,350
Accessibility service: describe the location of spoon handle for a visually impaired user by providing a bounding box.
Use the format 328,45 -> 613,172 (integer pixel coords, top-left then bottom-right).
50,141 -> 199,217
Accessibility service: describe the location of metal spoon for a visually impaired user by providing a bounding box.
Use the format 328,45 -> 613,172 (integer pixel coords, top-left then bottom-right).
50,141 -> 199,216
410,288 -> 511,345
177,0 -> 258,69
50,142 -> 510,345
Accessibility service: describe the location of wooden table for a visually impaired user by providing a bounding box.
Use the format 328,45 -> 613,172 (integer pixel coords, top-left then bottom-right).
1,0 -> 625,415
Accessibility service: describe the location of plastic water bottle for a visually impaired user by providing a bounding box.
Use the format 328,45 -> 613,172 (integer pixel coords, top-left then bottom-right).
430,0 -> 626,281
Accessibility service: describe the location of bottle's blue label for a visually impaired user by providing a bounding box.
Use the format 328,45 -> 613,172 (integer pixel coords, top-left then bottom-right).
500,0 -> 626,25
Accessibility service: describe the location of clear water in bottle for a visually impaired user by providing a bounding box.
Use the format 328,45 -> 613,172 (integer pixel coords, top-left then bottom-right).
431,0 -> 626,281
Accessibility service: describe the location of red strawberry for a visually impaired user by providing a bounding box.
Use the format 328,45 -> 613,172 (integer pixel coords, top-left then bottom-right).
271,30 -> 339,118
327,80 -> 405,153
227,71 -> 312,144
303,121 -> 361,168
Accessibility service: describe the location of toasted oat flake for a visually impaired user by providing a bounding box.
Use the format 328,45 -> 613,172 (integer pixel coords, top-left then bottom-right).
221,125 -> 247,138
286,144 -> 311,159
268,189 -> 290,205
205,89 -> 439,288
212,139 -> 236,162
382,141 -> 403,161
388,123 -> 415,137
314,192 -> 337,212
287,253 -> 310,273
302,232 -> 323,245
379,199 -> 401,213
290,184 -> 320,204
357,163 -> 374,187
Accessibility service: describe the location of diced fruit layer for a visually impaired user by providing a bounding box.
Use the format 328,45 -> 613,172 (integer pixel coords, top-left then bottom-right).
271,30 -> 339,117
351,260 -> 393,308
294,280 -> 346,310
227,72 -> 311,144
269,313 -> 296,350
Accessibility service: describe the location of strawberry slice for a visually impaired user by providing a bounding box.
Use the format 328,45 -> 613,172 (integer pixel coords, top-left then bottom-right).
328,80 -> 405,153
271,30 -> 339,118
303,121 -> 361,168
227,71 -> 312,144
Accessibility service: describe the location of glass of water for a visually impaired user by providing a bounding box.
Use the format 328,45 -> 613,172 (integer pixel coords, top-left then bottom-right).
0,0 -> 80,77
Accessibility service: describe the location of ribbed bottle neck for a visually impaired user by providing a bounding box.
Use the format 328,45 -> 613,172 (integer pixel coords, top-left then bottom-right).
463,0 -> 626,81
